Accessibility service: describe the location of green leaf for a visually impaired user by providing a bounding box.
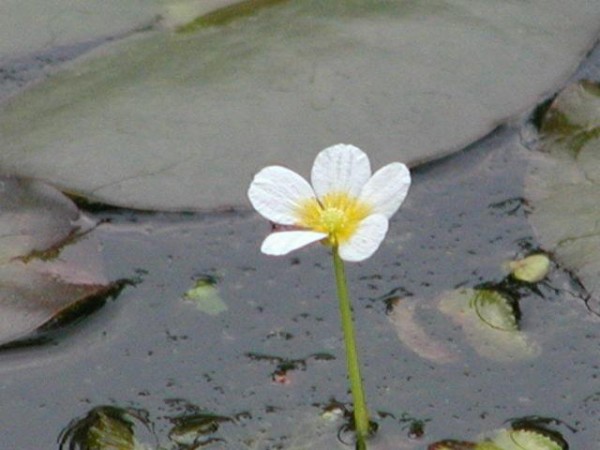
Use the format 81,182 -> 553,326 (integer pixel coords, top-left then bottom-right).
1,1 -> 599,210
0,177 -> 81,263
0,1 -> 243,59
475,443 -> 503,450
177,0 -> 288,32
439,289 -> 539,362
59,406 -> 148,450
87,412 -> 136,449
508,254 -> 551,283
184,276 -> 228,316
427,440 -> 478,449
539,81 -> 600,156
490,429 -> 563,450
428,428 -> 565,450
470,289 -> 518,332
525,81 -> 600,306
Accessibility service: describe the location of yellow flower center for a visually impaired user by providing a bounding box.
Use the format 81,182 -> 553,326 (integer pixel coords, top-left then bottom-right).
295,192 -> 372,246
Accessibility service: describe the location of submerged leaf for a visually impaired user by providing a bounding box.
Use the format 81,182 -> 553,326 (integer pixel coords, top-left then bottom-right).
242,411 -> 344,450
387,297 -> 457,363
525,80 -> 600,305
184,276 -> 228,316
1,1 -> 599,209
438,289 -> 539,362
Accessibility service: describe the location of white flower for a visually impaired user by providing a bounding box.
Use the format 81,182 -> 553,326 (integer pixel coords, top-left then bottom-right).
248,144 -> 411,262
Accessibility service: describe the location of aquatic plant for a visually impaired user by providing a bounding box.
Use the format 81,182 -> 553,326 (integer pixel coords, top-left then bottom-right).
248,143 -> 411,446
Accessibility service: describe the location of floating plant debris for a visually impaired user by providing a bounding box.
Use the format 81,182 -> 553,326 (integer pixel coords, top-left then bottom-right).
507,254 -> 551,283
428,426 -> 566,450
168,412 -> 231,446
183,275 -> 228,316
58,405 -> 149,450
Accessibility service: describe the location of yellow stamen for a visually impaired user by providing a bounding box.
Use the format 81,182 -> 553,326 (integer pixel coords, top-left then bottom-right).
295,192 -> 372,245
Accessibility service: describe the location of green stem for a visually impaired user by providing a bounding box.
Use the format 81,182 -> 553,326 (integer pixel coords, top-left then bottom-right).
332,248 -> 370,444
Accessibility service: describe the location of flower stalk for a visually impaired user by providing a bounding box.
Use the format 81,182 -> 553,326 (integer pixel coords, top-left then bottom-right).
332,246 -> 370,444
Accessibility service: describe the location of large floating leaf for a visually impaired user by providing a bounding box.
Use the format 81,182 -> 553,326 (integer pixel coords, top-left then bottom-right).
0,177 -> 81,262
0,1 -> 599,210
0,0 -> 244,59
525,81 -> 600,305
0,260 -> 117,347
0,176 -> 119,347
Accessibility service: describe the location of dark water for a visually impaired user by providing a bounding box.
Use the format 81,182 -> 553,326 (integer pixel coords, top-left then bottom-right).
0,124 -> 597,449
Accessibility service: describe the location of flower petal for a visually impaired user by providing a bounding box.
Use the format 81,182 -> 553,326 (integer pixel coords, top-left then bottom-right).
261,230 -> 327,256
338,214 -> 388,262
311,144 -> 371,199
359,162 -> 411,218
248,166 -> 315,225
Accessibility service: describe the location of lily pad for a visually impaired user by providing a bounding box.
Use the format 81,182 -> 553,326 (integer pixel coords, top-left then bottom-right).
525,81 -> 600,304
0,176 -> 82,262
0,0 -> 244,59
0,1 -> 599,210
0,260 -> 118,347
438,288 -> 539,362
0,176 -> 120,347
